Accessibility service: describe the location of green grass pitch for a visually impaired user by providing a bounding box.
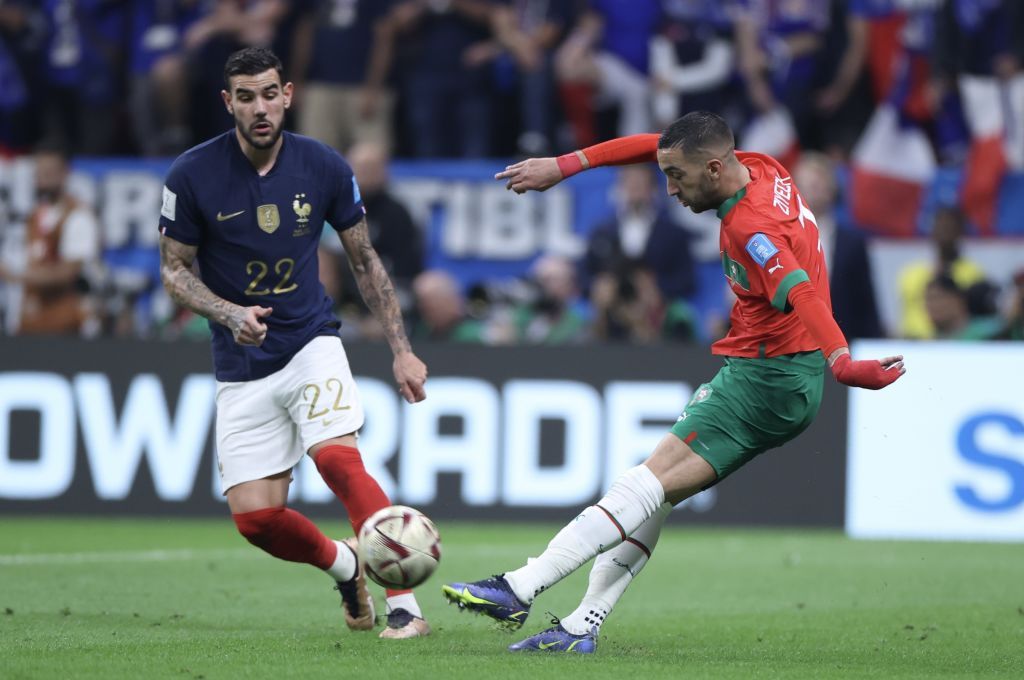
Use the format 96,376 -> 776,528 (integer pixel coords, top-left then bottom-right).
1,518 -> 1022,679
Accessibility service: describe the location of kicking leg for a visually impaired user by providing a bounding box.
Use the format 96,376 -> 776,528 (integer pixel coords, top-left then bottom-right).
560,500 -> 673,635
311,437 -> 429,638
444,434 -> 714,628
506,502 -> 673,653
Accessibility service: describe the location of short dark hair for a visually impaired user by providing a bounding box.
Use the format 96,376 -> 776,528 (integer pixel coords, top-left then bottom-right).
223,47 -> 284,89
658,111 -> 734,156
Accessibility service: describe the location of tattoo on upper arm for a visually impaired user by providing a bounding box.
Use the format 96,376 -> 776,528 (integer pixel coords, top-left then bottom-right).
339,217 -> 375,274
159,234 -> 236,327
159,234 -> 197,271
339,217 -> 411,353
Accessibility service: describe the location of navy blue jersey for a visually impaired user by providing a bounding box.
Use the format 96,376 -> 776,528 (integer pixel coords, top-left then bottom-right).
159,130 -> 364,382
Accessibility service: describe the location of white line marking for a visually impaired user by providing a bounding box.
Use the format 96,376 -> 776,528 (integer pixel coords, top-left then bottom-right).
0,548 -> 254,566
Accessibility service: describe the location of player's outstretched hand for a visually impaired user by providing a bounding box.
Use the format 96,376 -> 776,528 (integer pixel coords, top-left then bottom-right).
495,157 -> 563,193
394,351 -> 427,403
231,305 -> 272,346
830,353 -> 905,390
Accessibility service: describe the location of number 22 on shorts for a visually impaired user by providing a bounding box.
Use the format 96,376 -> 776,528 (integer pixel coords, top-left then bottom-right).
303,378 -> 350,426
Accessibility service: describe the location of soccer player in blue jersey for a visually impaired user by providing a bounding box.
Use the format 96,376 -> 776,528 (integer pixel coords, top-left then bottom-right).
158,47 -> 430,639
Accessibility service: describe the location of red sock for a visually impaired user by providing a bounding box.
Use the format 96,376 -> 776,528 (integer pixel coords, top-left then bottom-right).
559,82 -> 596,147
315,444 -> 412,597
232,506 -> 337,570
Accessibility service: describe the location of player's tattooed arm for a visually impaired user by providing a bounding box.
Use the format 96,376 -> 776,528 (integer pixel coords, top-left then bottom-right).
158,235 -> 271,346
340,217 -> 427,403
340,217 -> 411,355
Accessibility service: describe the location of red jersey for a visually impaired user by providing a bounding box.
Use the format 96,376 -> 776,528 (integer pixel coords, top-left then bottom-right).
712,152 -> 832,358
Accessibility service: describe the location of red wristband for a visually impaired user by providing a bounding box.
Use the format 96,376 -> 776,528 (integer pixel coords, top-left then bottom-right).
556,152 -> 584,178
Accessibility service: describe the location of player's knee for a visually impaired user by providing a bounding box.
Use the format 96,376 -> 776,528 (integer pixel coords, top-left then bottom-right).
232,507 -> 285,546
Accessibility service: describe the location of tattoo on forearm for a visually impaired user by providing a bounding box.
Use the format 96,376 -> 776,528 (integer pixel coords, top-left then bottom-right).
159,236 -> 237,329
342,219 -> 411,354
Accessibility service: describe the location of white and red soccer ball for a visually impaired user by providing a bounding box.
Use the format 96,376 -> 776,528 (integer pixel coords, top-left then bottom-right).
358,505 -> 442,589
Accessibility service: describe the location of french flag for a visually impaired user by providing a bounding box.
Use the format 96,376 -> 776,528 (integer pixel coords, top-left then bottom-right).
958,75 -> 1024,235
741,108 -> 801,175
849,104 -> 936,236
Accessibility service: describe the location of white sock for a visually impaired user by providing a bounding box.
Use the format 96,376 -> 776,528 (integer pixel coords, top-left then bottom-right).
504,465 -> 665,604
560,502 -> 673,635
324,540 -> 357,582
385,593 -> 422,618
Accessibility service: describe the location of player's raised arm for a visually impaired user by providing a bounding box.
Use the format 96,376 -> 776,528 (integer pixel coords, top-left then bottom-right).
787,281 -> 905,390
496,133 -> 661,193
339,216 -> 427,404
158,234 -> 271,346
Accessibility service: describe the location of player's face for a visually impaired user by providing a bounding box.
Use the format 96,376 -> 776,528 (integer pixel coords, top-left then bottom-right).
222,69 -> 293,150
657,147 -> 719,214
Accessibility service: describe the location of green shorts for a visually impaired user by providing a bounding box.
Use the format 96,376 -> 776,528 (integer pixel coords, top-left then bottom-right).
670,351 -> 825,483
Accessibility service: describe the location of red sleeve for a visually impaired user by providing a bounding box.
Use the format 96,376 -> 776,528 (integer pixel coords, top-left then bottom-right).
730,221 -> 808,312
789,281 -> 848,358
580,134 -> 660,168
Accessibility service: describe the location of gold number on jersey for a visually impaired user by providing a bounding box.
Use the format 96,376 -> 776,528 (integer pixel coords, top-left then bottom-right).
303,378 -> 352,421
244,258 -> 299,296
244,260 -> 270,295
272,258 -> 298,294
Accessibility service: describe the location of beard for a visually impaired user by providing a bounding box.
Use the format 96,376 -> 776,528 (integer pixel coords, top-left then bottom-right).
687,176 -> 720,213
237,119 -> 281,150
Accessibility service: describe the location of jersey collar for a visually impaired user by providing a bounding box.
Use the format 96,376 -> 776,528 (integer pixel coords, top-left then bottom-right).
716,186 -> 747,219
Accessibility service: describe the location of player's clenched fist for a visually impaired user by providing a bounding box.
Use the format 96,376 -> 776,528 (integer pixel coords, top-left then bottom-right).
229,305 -> 272,346
393,351 -> 427,404
495,157 -> 564,193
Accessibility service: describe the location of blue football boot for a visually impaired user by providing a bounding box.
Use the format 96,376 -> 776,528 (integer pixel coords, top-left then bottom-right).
508,617 -> 597,654
441,575 -> 531,629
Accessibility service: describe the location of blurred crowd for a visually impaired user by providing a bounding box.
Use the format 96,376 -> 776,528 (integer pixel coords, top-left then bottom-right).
1,0 -> 1022,159
0,0 -> 1022,345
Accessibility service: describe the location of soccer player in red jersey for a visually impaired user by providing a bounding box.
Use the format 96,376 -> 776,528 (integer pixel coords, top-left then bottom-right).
443,111 -> 905,652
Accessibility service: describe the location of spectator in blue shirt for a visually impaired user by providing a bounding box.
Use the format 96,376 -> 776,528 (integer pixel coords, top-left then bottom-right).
391,0 -> 498,158
41,0 -> 130,155
292,0 -> 398,154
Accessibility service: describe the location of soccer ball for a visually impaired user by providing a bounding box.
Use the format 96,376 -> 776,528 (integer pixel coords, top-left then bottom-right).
358,505 -> 441,589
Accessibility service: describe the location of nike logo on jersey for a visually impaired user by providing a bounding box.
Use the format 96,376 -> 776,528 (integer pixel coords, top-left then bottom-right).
768,258 -> 784,274
216,210 -> 246,221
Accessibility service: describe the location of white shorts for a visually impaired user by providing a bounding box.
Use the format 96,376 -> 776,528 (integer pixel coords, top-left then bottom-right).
214,335 -> 365,493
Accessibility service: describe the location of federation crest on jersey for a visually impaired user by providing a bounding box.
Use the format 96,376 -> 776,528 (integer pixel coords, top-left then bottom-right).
292,193 -> 311,224
257,204 -> 280,233
745,233 -> 779,267
721,251 -> 750,290
688,383 -> 713,406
